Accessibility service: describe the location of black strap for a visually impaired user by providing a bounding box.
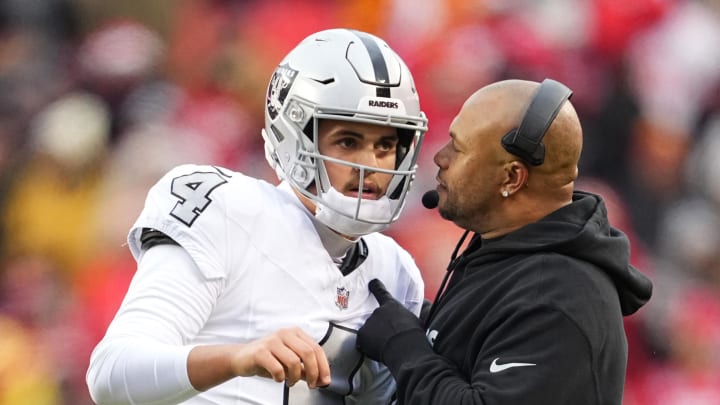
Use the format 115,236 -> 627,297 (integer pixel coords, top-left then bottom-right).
424,229 -> 471,328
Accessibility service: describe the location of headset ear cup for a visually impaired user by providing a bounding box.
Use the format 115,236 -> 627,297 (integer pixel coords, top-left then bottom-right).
501,129 -> 517,154
500,79 -> 572,166
501,128 -> 545,165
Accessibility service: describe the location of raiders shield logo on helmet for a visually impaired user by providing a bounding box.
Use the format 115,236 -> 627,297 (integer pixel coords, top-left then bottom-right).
266,63 -> 298,120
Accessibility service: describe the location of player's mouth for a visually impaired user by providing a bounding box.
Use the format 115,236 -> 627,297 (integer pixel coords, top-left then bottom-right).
347,183 -> 381,200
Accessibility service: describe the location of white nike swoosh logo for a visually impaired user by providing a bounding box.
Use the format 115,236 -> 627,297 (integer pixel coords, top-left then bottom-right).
489,357 -> 536,373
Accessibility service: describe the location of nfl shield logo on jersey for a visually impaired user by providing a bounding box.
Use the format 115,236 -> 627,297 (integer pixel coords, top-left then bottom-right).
336,287 -> 350,310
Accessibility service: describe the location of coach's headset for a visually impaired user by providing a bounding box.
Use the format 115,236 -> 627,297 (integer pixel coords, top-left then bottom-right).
423,78 -> 574,327
501,78 -> 573,166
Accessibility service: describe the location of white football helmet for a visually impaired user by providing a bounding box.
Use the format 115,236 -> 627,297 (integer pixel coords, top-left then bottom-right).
262,29 -> 427,237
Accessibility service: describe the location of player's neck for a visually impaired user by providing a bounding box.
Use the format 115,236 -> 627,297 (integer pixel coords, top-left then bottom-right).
293,184 -> 358,256
309,213 -> 356,261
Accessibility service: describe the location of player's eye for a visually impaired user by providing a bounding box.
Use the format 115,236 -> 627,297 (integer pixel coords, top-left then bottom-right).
337,137 -> 358,149
377,138 -> 398,153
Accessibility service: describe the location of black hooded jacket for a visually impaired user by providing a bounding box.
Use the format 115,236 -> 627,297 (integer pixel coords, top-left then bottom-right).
384,191 -> 653,404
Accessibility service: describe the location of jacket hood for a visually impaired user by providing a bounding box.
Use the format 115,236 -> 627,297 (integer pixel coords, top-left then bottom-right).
479,191 -> 652,315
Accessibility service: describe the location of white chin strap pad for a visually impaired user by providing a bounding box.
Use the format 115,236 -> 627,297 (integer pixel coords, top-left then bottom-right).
315,187 -> 398,237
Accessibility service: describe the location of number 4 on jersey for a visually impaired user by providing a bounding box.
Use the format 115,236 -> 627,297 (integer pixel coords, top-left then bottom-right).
170,168 -> 230,227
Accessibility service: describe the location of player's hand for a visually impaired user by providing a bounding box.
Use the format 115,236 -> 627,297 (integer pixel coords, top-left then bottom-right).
357,279 -> 424,363
232,327 -> 331,388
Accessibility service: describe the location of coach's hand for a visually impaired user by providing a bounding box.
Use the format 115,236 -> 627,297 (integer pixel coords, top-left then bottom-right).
357,279 -> 424,363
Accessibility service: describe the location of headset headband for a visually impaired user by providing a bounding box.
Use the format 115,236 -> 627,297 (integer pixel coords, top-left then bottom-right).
501,78 -> 572,166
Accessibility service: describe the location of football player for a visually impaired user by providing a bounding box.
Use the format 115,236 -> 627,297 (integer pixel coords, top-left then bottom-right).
86,28 -> 427,404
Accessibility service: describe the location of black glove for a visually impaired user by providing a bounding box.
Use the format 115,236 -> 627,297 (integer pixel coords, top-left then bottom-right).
357,279 -> 424,363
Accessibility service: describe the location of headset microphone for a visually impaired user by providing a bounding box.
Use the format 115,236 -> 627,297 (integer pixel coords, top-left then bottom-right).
422,190 -> 439,209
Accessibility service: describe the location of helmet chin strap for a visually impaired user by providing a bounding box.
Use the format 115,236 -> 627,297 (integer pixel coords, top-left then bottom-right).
315,187 -> 398,237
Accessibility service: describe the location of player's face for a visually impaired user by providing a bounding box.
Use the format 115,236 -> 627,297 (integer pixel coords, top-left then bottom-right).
317,119 -> 399,200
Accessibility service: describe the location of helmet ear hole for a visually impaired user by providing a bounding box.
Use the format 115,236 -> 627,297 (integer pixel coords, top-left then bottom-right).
291,165 -> 310,184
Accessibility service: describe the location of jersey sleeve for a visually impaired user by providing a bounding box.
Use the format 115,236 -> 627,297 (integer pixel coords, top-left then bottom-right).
127,164 -> 247,279
87,243 -> 216,404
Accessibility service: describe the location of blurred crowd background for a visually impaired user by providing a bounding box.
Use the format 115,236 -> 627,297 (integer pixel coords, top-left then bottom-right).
0,0 -> 719,403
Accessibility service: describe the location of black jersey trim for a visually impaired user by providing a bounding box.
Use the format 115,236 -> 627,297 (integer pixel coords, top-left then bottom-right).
140,228 -> 179,250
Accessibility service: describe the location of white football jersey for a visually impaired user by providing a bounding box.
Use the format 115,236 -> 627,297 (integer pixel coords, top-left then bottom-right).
123,164 -> 424,404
